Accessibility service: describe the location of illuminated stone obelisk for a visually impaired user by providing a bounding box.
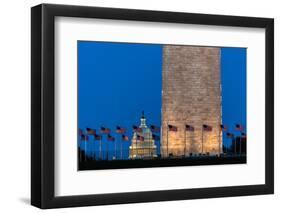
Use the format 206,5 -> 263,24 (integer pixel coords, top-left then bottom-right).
161,45 -> 222,157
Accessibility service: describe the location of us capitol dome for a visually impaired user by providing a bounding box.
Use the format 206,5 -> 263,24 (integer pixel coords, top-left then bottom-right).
129,112 -> 157,159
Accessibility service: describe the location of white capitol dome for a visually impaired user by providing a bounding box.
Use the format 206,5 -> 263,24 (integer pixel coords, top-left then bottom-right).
129,112 -> 157,159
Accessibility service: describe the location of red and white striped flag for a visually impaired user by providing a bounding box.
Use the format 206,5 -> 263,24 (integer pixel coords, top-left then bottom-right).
185,125 -> 194,131
81,134 -> 89,141
79,128 -> 83,136
168,124 -> 177,131
220,124 -> 227,131
152,134 -> 160,141
122,135 -> 129,141
150,125 -> 160,133
107,134 -> 115,141
86,127 -> 96,135
235,124 -> 243,131
100,127 -> 110,134
116,126 -> 126,134
133,125 -> 142,133
226,132 -> 234,138
93,134 -> 102,140
136,135 -> 144,141
203,124 -> 212,131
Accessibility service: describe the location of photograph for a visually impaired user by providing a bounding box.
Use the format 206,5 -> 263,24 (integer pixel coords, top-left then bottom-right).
77,41 -> 247,170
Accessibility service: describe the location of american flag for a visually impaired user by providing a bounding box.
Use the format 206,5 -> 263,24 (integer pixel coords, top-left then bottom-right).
168,124 -> 177,131
235,124 -> 243,131
220,124 -> 227,131
93,134 -> 102,140
133,125 -> 142,133
79,128 -> 83,136
122,135 -> 129,141
100,127 -> 110,134
185,125 -> 194,131
203,124 -> 212,131
150,125 -> 160,133
136,135 -> 144,141
81,134 -> 89,141
107,134 -> 115,141
152,134 -> 160,141
116,126 -> 126,134
226,132 -> 234,138
86,127 -> 96,135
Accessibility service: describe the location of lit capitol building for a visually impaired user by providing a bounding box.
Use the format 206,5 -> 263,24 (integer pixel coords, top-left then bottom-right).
129,112 -> 157,159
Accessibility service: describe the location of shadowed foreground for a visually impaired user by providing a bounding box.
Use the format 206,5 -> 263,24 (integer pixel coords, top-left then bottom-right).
79,155 -> 246,171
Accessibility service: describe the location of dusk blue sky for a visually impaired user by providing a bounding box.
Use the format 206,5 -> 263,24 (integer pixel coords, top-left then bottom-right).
78,41 -> 162,159
78,41 -> 246,158
221,47 -> 246,147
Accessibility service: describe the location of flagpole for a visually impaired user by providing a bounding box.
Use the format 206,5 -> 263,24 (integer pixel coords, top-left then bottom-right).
91,136 -> 94,160
218,127 -> 221,155
142,133 -> 144,158
189,130 -> 192,157
142,135 -> 144,159
166,124 -> 169,158
234,137 -> 237,156
120,136 -> 123,160
106,140 -> 108,160
149,132 -> 153,158
78,136 -> 82,163
84,138 -> 87,162
79,141 -> 82,163
114,139 -> 117,160
136,137 -> 138,159
99,137 -> 102,160
184,128 -> 186,157
149,133 -> 151,158
240,131 -> 242,156
201,127 -> 204,154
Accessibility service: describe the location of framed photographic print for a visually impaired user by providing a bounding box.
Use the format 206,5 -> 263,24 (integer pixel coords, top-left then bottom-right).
31,3 -> 274,209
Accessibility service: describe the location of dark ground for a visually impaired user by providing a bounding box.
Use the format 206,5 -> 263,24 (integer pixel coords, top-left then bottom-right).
78,155 -> 246,171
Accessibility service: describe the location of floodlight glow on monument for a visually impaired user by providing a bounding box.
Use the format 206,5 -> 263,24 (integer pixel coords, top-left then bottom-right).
161,45 -> 222,156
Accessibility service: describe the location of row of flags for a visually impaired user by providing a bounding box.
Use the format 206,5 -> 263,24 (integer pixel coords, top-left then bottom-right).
80,126 -> 128,141
80,131 -> 129,142
135,134 -> 160,141
79,124 -> 246,142
167,124 -> 244,132
81,125 -> 159,135
81,124 -> 244,135
79,124 -> 161,143
226,132 -> 247,139
168,124 -> 246,140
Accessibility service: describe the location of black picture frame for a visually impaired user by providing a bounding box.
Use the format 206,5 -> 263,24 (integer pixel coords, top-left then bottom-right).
31,3 -> 274,209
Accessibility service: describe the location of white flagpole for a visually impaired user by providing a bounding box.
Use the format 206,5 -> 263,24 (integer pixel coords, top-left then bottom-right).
218,127 -> 221,155
184,128 -> 187,157
240,131 -> 242,156
201,127 -> 204,154
78,134 -> 82,163
106,139 -> 109,160
114,140 -> 117,160
99,137 -> 102,160
84,138 -> 87,162
120,137 -> 123,160
166,124 -> 169,157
